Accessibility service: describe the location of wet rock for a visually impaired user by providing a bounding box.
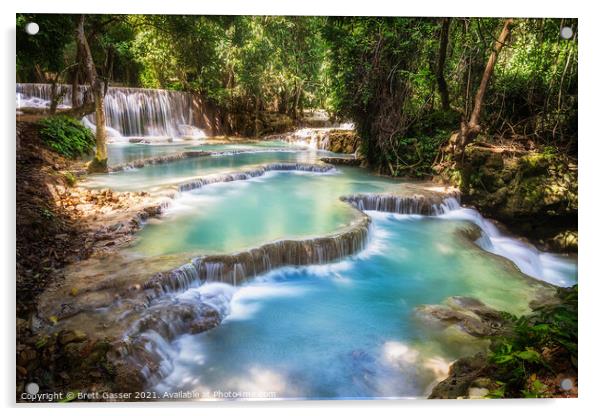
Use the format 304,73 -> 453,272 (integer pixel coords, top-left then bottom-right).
415,296 -> 507,337
326,130 -> 359,154
189,307 -> 222,334
58,329 -> 88,345
446,146 -> 577,252
549,230 -> 578,252
471,377 -> 494,388
320,157 -> 361,166
17,348 -> 37,367
429,352 -> 488,399
16,365 -> 28,377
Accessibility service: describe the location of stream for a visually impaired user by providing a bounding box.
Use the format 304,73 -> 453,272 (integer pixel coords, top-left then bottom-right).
18,84 -> 578,400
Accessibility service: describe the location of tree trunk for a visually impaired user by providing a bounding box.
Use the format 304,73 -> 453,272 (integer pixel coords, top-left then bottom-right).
254,95 -> 261,137
436,18 -> 451,111
76,14 -> 108,173
71,49 -> 81,108
49,80 -> 60,115
93,92 -> 108,161
291,81 -> 304,121
447,19 -> 513,157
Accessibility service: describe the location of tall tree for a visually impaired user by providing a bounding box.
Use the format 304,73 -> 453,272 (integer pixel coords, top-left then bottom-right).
75,14 -> 108,173
436,17 -> 451,111
448,19 -> 513,157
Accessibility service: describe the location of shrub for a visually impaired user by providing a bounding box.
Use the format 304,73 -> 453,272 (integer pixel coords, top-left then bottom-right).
38,116 -> 95,159
488,285 -> 577,398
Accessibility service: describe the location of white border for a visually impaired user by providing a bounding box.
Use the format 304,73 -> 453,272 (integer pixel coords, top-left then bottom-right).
2,1 -> 599,415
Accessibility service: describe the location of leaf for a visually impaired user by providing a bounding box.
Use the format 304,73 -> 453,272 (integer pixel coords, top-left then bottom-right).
516,349 -> 541,363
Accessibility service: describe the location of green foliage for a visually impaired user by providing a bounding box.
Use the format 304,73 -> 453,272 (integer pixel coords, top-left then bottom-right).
323,17 -> 440,173
17,15 -> 578,162
17,14 -> 75,81
323,17 -> 578,175
127,15 -> 328,132
38,116 -> 95,159
487,285 -> 577,398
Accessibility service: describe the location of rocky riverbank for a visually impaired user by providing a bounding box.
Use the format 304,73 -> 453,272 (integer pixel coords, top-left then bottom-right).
16,121 -> 169,399
438,144 -> 578,253
426,286 -> 578,399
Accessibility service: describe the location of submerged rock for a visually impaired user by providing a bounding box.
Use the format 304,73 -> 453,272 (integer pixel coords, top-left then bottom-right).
58,329 -> 88,345
415,296 -> 507,338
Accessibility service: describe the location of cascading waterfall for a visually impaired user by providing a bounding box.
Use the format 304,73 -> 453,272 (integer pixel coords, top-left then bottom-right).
178,162 -> 336,192
120,192 -> 472,385
122,214 -> 372,385
16,83 -> 208,140
437,206 -> 576,287
341,194 -> 461,216
345,192 -> 574,286
280,127 -> 351,150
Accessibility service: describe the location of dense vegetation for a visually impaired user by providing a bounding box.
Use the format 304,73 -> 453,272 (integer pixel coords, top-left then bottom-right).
17,15 -> 577,175
38,116 -> 95,159
488,285 -> 577,398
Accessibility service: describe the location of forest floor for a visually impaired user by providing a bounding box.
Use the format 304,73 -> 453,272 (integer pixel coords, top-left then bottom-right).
16,121 -> 166,396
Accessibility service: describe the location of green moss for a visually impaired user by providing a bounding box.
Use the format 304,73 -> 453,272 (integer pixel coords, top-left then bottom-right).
87,157 -> 108,173
63,172 -> 77,187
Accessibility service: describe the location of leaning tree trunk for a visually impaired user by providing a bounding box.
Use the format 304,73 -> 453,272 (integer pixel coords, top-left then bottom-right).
447,19 -> 513,159
75,14 -> 108,173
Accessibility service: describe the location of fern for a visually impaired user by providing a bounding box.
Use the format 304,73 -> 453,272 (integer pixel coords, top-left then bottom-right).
38,115 -> 95,159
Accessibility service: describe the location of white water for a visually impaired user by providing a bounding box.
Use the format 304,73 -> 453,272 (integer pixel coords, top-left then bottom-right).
436,203 -> 576,287
16,83 -> 208,142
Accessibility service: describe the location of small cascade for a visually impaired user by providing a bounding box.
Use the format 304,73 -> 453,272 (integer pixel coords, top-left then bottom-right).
178,162 -> 335,192
121,214 -> 371,385
109,151 -> 211,172
288,128 -> 330,150
438,207 -> 576,287
278,127 -> 351,150
341,194 -> 461,216
16,83 -> 208,140
341,191 -> 575,286
121,282 -> 236,386
144,214 -> 370,296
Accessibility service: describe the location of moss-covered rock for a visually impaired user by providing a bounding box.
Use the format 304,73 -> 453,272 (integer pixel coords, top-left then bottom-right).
447,145 -> 577,251
326,130 -> 359,154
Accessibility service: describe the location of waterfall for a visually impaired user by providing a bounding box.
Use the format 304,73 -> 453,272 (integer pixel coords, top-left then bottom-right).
341,194 -> 461,216
438,207 -> 576,287
16,83 -> 208,140
178,162 -> 336,192
122,214 -> 371,386
341,192 -> 575,286
144,214 -> 370,296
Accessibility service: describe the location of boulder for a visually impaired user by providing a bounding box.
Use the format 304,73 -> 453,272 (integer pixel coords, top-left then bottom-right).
448,146 -> 577,252
429,352 -> 488,399
415,296 -> 507,337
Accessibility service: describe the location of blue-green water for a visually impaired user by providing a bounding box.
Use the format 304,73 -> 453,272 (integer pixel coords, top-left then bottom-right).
131,168 -> 399,256
106,140 -> 295,166
85,148 -> 337,191
153,213 -> 551,399
94,142 -> 576,399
